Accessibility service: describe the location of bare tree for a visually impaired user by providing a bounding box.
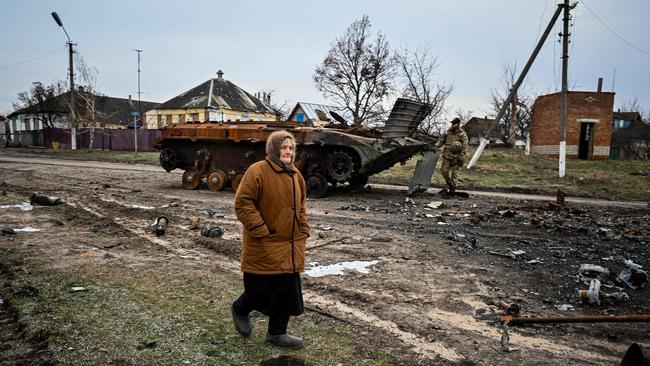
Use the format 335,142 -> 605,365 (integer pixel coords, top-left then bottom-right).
313,15 -> 395,126
395,44 -> 454,135
620,97 -> 650,122
13,81 -> 66,128
488,59 -> 534,145
59,56 -> 105,149
453,107 -> 474,125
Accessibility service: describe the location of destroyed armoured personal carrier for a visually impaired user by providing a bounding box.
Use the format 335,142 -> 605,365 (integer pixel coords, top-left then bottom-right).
154,98 -> 438,197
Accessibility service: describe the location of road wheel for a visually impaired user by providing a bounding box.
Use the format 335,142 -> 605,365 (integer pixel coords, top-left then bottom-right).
182,168 -> 201,190
307,173 -> 328,198
206,170 -> 227,191
230,172 -> 244,192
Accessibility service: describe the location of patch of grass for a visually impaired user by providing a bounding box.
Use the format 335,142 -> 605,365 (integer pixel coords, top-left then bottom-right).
1,251 -> 396,365
379,147 -> 650,201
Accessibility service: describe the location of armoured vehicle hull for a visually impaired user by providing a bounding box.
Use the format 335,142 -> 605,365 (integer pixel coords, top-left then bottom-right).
154,98 -> 437,197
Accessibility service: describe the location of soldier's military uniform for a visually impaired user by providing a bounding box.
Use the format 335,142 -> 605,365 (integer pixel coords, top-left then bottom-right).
435,118 -> 468,192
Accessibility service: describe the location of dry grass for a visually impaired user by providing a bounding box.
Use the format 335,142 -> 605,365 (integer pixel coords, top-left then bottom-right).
380,147 -> 650,201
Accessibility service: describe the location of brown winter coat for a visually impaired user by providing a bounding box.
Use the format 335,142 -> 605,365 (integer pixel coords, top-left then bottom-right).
235,157 -> 310,275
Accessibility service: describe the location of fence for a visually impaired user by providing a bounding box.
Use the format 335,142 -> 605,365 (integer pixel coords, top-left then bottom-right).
30,128 -> 161,151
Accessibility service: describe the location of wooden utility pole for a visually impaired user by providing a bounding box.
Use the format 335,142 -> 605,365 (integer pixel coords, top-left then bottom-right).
509,89 -> 518,146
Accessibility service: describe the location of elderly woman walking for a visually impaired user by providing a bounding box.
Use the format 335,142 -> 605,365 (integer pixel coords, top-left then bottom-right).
231,130 -> 310,349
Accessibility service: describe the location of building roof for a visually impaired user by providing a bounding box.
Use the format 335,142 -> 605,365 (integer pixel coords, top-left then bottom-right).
8,90 -> 159,127
613,111 -> 642,122
287,102 -> 352,123
156,71 -> 277,116
463,116 -> 502,139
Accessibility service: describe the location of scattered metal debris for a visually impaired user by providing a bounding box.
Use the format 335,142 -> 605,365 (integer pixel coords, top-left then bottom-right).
70,287 -> 87,292
499,301 -> 521,316
579,264 -> 609,280
338,203 -> 370,211
617,259 -> 648,289
30,193 -> 63,206
554,304 -> 575,312
578,279 -> 601,305
1,228 -> 15,236
201,226 -> 224,238
153,216 -> 169,236
500,325 -> 519,352
427,201 -> 444,209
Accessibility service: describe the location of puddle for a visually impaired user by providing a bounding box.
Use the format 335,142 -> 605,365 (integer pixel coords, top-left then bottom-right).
260,355 -> 305,366
13,227 -> 42,232
0,202 -> 34,211
305,260 -> 380,277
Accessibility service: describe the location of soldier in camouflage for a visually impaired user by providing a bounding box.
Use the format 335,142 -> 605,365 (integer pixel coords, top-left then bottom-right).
435,118 -> 469,193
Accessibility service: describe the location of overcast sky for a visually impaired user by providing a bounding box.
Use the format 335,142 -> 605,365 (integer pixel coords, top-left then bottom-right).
1,0 -> 649,119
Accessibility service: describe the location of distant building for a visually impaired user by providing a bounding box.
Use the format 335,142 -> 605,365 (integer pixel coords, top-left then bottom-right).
612,110 -> 643,130
529,89 -> 614,160
462,116 -> 500,145
145,70 -> 280,128
0,115 -> 7,147
287,102 -> 352,125
610,117 -> 650,160
6,90 -> 159,134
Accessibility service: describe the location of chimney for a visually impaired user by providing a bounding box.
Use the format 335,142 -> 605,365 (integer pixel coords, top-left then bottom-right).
217,70 -> 224,79
597,77 -> 603,92
128,94 -> 132,102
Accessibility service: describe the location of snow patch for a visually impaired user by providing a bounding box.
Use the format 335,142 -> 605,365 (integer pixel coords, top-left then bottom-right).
305,260 -> 380,277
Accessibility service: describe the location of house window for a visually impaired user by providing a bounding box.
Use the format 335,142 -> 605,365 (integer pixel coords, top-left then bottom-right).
191,113 -> 199,122
166,115 -> 172,125
295,113 -> 305,122
25,118 -> 31,131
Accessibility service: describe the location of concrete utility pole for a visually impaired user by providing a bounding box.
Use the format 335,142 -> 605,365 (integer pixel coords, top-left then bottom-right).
558,0 -> 571,178
51,12 -> 77,150
134,49 -> 143,155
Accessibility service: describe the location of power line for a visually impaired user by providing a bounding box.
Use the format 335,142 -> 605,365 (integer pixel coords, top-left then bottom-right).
581,0 -> 650,56
0,47 -> 67,70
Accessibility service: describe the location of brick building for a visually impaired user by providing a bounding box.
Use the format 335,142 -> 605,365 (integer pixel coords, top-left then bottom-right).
529,91 -> 614,160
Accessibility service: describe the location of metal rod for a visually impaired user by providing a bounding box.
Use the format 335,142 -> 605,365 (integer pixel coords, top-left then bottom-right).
501,314 -> 650,325
467,3 -> 564,169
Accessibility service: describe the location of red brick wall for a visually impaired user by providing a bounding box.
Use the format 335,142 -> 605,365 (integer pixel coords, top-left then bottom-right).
529,91 -> 614,159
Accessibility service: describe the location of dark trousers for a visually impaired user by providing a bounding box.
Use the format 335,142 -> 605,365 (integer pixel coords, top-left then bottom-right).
233,293 -> 290,335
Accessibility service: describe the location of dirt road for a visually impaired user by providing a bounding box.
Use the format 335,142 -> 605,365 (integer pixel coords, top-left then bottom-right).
1,155 -> 648,365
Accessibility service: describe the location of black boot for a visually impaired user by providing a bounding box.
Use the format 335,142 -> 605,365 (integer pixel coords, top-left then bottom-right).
265,333 -> 304,349
231,303 -> 251,337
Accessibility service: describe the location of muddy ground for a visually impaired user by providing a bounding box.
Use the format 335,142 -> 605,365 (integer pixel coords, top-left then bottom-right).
0,154 -> 649,365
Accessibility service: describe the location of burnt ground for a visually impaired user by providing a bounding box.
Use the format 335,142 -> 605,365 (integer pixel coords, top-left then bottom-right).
0,155 -> 649,365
